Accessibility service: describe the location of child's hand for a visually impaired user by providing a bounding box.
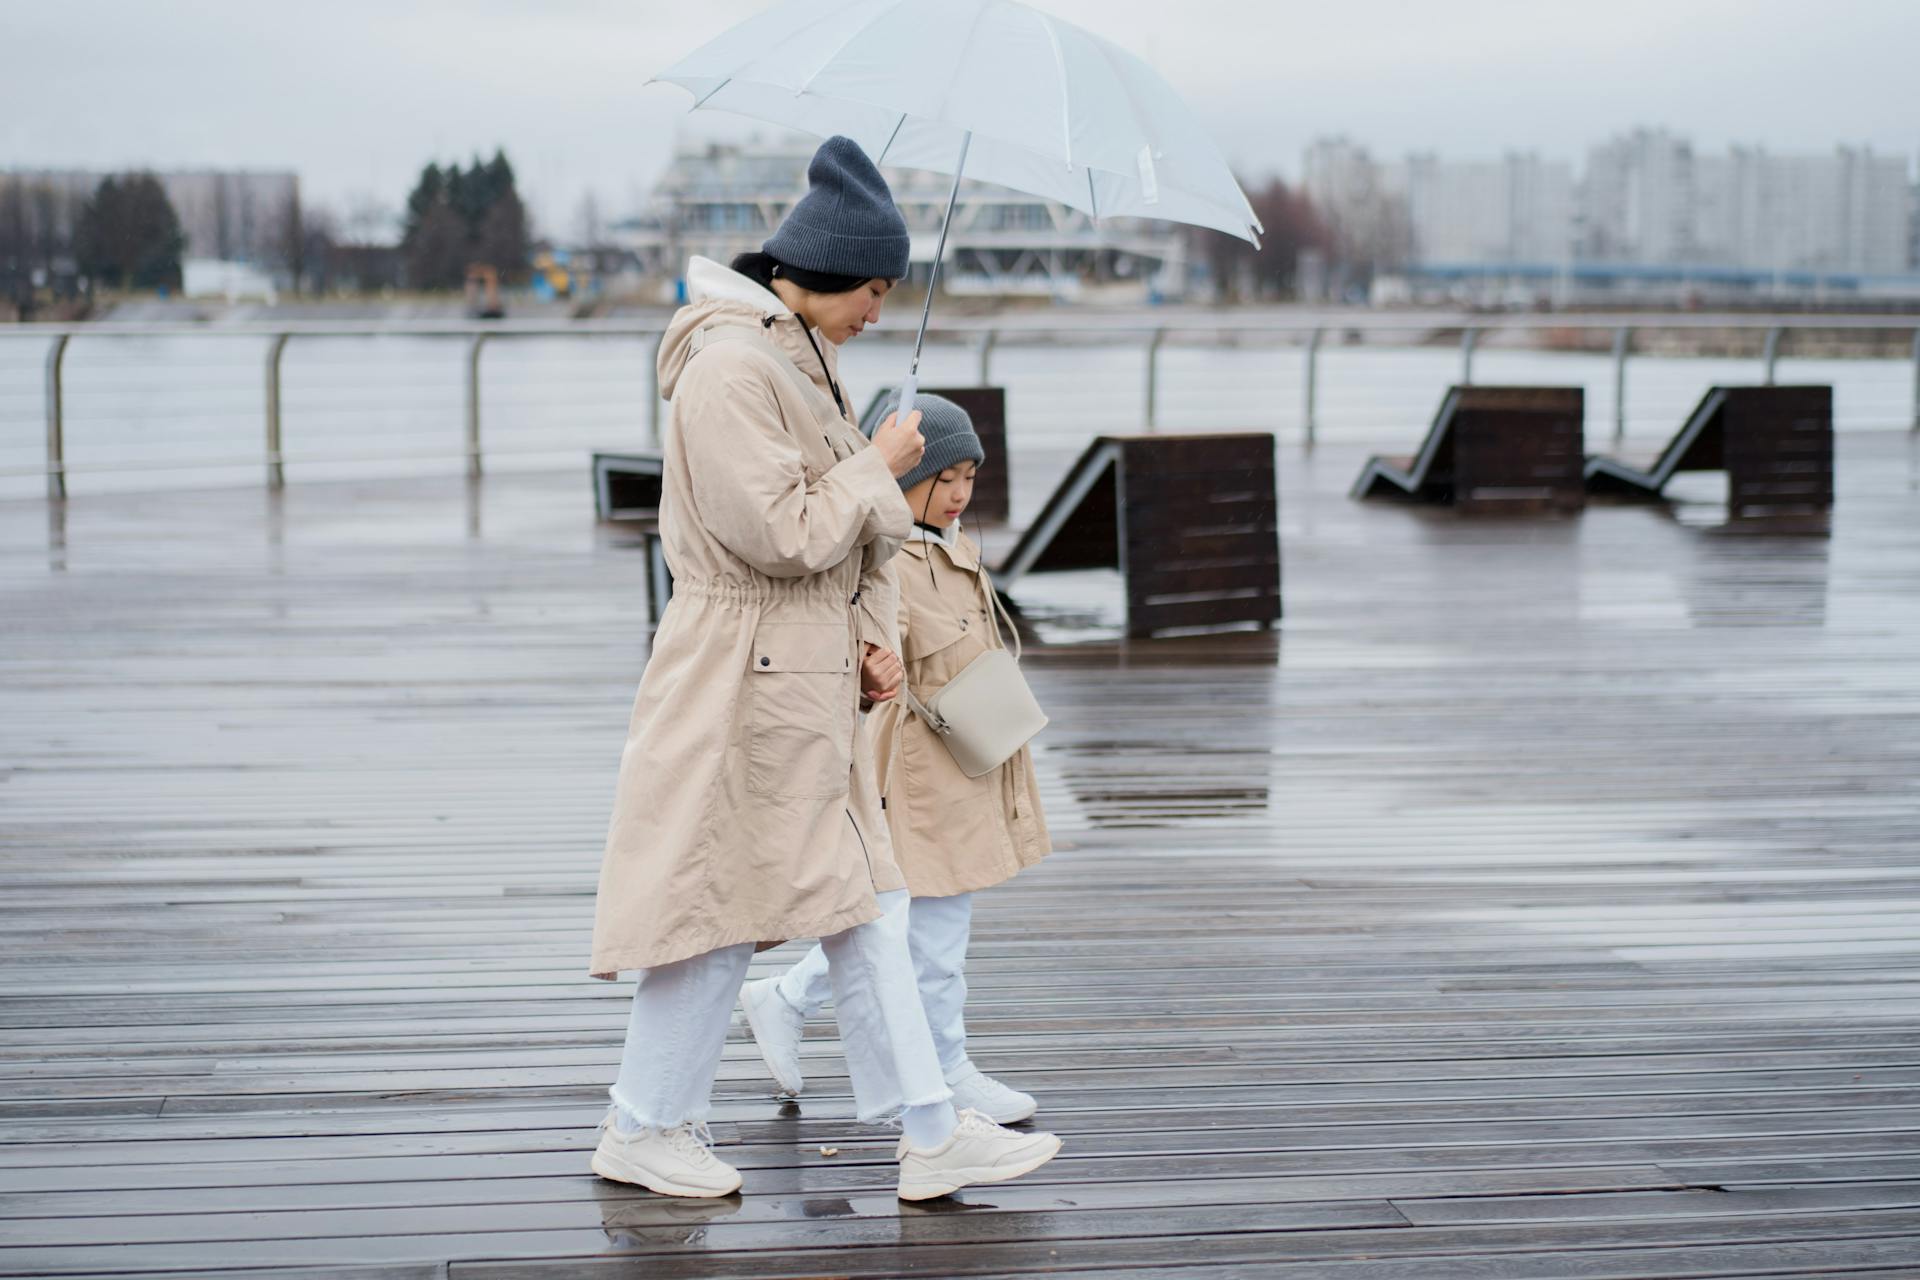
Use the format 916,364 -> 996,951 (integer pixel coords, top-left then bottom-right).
860,642 -> 904,702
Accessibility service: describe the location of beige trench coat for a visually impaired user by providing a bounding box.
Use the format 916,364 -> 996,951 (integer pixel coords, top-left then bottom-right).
590,257 -> 911,978
869,527 -> 1052,899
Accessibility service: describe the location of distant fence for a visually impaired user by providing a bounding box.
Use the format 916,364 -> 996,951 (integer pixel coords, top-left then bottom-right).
3,314 -> 1917,499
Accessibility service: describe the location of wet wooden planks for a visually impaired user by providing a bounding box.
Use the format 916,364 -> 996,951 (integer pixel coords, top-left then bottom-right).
1,428 -> 1918,1276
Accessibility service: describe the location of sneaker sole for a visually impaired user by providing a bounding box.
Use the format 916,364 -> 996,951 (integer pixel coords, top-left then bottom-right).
896,1134 -> 1062,1202
738,987 -> 806,1097
591,1149 -> 742,1198
977,1097 -> 1037,1124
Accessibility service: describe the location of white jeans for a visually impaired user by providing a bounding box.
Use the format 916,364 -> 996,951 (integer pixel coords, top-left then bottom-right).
777,891 -> 975,1078
610,888 -> 952,1128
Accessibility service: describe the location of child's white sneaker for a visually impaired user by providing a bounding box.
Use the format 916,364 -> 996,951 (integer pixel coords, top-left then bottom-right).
946,1063 -> 1037,1124
737,977 -> 807,1097
590,1113 -> 742,1198
895,1107 -> 1061,1201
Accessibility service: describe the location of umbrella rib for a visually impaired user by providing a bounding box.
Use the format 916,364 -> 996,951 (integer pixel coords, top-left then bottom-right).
877,113 -> 907,165
692,77 -> 733,109
1087,169 -> 1098,220
1029,6 -> 1073,171
799,0 -> 907,96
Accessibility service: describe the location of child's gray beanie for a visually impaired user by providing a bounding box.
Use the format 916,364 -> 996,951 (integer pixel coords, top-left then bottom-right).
869,391 -> 984,492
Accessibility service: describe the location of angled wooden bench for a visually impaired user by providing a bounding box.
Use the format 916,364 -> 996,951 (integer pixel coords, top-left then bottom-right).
859,386 -> 1012,524
592,450 -> 665,523
998,433 -> 1281,637
1585,385 -> 1833,520
1352,386 -> 1587,513
590,451 -> 673,622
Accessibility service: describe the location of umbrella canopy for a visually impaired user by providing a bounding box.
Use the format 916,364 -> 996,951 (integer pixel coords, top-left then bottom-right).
652,0 -> 1262,245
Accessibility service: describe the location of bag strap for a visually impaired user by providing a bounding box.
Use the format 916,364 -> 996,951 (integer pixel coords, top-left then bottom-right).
896,554 -> 1021,736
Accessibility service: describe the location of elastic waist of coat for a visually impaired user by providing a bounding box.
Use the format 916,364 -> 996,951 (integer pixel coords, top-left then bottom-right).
673,576 -> 855,607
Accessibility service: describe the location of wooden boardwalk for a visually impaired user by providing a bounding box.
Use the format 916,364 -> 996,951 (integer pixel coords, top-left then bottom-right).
2,430 -> 1919,1278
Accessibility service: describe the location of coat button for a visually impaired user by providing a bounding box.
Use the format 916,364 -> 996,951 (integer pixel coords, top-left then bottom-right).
760,657 -> 771,667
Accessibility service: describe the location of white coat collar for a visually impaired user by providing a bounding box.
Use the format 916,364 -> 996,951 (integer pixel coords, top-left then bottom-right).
684,255 -> 791,316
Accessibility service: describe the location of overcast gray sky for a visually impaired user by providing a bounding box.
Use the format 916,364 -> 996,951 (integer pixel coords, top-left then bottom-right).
3,0 -> 1915,236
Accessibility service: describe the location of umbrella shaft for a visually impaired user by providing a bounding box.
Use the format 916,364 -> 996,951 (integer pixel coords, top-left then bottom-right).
907,131 -> 971,376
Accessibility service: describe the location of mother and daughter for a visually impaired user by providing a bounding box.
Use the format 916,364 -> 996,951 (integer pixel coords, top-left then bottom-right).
587,136 -> 1054,1203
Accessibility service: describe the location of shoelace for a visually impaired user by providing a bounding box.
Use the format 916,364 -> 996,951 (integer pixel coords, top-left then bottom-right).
663,1120 -> 719,1162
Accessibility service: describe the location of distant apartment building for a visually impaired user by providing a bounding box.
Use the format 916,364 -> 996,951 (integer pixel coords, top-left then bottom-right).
1306,129 -> 1918,301
1580,128 -> 1697,264
1399,152 -> 1574,266
615,141 -> 1189,301
1586,131 -> 1909,276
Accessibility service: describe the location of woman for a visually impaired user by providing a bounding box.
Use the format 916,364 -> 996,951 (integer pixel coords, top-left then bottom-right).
588,136 -> 1059,1202
740,395 -> 1052,1125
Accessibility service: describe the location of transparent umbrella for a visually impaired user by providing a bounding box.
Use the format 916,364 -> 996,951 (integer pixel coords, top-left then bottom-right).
652,0 -> 1262,422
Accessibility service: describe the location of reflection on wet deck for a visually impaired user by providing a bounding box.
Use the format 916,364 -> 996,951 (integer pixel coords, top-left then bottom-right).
2,431 -> 1919,1277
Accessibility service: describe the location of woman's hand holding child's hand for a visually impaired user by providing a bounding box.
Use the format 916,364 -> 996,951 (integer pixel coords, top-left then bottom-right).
861,642 -> 904,702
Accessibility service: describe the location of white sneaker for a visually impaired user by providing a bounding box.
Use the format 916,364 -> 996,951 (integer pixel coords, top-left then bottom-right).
946,1064 -> 1037,1124
590,1113 -> 742,1198
738,977 -> 807,1097
896,1107 -> 1062,1201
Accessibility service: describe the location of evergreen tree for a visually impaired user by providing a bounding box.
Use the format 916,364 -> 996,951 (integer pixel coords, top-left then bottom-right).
401,151 -> 531,290
75,173 -> 187,292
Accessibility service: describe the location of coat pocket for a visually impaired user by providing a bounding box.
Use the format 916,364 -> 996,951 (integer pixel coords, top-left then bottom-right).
745,622 -> 855,798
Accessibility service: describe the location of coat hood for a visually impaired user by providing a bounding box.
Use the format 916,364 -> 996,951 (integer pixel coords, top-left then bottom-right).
656,256 -> 806,402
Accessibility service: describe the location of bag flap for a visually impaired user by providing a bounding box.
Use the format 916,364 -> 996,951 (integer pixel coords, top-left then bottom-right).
750,622 -> 852,674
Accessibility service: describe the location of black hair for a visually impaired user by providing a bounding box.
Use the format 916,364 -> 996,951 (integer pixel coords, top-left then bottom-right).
730,251 -> 882,296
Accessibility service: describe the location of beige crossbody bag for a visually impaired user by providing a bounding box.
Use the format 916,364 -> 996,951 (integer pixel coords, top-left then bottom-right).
898,562 -> 1048,778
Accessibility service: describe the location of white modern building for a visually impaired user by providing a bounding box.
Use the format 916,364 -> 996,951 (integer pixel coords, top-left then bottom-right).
613,141 -> 1190,302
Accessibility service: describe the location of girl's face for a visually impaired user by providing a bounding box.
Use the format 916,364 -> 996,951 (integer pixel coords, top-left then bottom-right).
810,278 -> 892,344
903,463 -> 978,529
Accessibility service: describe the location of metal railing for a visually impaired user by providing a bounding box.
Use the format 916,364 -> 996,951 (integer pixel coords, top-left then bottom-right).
7,312 -> 1919,500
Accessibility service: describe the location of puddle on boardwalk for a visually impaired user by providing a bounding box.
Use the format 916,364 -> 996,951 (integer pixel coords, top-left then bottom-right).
1036,740 -> 1273,829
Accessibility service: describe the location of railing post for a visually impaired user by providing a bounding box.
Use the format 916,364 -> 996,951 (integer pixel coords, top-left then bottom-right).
1304,327 -> 1324,449
1460,327 -> 1478,386
648,332 -> 666,447
44,333 -> 69,501
1762,326 -> 1782,385
264,333 -> 290,490
1910,329 -> 1919,433
976,329 -> 996,386
1611,326 -> 1631,443
465,332 -> 489,479
1144,327 -> 1166,431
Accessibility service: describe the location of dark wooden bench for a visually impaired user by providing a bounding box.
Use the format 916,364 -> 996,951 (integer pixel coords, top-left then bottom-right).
997,433 -> 1281,637
1585,385 -> 1833,520
859,386 -> 1011,524
592,451 -> 665,523
1352,386 -> 1587,513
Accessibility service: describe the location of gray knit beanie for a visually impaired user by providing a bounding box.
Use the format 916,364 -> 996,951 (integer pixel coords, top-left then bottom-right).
869,392 -> 985,492
763,136 -> 911,280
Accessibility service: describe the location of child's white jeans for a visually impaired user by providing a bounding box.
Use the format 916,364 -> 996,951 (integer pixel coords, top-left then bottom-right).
609,888 -> 952,1129
777,891 -> 975,1077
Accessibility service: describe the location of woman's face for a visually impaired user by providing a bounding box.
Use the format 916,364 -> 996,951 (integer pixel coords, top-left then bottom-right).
811,278 -> 893,344
902,463 -> 978,529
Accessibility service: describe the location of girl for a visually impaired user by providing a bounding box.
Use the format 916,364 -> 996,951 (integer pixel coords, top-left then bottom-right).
741,393 -> 1053,1124
588,137 -> 1059,1202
